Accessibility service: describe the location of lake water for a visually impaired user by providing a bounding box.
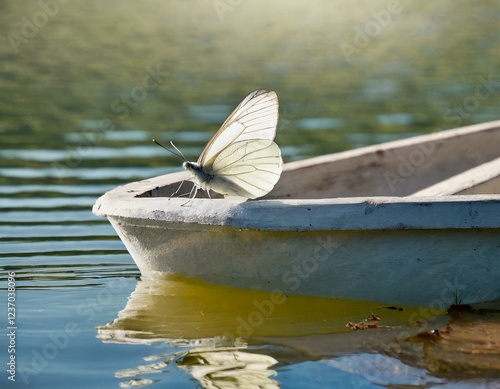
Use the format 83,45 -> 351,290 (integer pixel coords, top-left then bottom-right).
1,0 -> 499,387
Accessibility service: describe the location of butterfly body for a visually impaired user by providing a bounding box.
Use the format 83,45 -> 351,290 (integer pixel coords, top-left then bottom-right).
182,161 -> 213,192
180,89 -> 283,200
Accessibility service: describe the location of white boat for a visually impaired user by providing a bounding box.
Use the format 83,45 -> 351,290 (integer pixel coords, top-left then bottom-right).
93,121 -> 500,306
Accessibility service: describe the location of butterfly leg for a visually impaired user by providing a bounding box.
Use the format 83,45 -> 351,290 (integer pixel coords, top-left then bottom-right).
169,180 -> 185,200
181,184 -> 198,206
189,184 -> 198,199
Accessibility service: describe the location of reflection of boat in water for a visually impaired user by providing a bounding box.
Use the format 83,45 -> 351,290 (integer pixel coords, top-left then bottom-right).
97,276 -> 417,388
98,278 -> 500,388
97,276 -> 415,343
99,277 -> 414,388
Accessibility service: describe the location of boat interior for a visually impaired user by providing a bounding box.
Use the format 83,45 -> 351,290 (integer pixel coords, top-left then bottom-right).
137,122 -> 500,200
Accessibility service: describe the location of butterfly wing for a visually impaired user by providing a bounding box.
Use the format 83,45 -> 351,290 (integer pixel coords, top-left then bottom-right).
204,139 -> 282,199
198,89 -> 279,167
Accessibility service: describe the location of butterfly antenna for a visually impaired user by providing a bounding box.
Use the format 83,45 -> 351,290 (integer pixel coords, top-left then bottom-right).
152,139 -> 186,161
169,141 -> 188,162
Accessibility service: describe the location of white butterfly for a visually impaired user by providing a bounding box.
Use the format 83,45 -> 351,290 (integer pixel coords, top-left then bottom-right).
167,90 -> 282,200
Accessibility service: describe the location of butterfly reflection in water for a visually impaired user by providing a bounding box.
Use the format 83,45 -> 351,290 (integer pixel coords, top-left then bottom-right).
155,90 -> 283,202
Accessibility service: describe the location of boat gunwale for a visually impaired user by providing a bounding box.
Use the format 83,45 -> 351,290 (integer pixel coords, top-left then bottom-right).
94,189 -> 500,231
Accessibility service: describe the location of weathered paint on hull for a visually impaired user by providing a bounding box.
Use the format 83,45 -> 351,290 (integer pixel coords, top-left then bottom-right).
109,216 -> 500,306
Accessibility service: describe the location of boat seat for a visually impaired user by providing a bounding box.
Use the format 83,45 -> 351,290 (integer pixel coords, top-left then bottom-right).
411,156 -> 500,196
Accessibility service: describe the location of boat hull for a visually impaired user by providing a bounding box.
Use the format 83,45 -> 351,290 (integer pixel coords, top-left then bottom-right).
109,215 -> 499,306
